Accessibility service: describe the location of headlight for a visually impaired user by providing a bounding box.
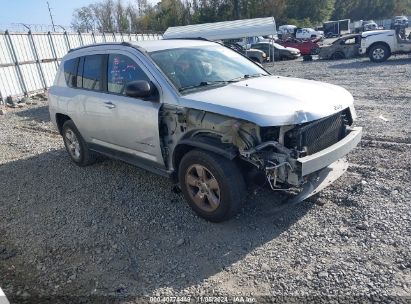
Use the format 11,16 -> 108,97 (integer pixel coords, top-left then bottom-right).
262,53 -> 267,58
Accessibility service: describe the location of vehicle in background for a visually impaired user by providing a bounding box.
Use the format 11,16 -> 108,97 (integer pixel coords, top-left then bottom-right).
251,41 -> 301,60
278,25 -> 297,39
223,42 -> 267,63
363,21 -> 379,32
277,38 -> 321,55
49,39 -> 362,222
360,29 -> 411,62
391,16 -> 409,29
295,28 -> 324,40
353,20 -> 382,33
323,19 -> 351,38
236,36 -> 269,49
319,34 -> 361,60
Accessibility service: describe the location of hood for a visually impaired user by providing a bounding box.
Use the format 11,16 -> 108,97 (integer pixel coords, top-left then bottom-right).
178,75 -> 356,127
285,47 -> 300,53
362,30 -> 393,38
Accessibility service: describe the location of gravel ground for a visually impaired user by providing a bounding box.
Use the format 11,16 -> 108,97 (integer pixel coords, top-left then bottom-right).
0,55 -> 410,304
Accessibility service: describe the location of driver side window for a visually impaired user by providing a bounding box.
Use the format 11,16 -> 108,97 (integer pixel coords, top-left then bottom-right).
107,54 -> 150,95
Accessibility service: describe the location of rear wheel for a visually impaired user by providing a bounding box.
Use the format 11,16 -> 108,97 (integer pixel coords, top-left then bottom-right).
62,120 -> 96,166
311,47 -> 320,55
249,57 -> 261,64
179,150 -> 246,222
331,51 -> 345,60
369,44 -> 390,62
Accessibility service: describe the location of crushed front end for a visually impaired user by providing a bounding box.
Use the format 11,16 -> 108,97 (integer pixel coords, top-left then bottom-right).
239,108 -> 362,196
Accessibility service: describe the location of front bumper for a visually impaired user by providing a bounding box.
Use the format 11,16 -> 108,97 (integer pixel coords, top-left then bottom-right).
296,127 -> 362,176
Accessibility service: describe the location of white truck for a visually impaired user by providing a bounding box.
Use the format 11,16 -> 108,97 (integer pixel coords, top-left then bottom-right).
360,30 -> 411,62
295,28 -> 324,40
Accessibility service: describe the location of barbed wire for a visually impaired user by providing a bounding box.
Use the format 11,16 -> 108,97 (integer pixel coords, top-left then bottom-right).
0,23 -> 76,32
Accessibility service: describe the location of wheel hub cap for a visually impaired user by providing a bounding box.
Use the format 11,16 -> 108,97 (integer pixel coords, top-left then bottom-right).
373,48 -> 384,59
185,164 -> 221,212
64,129 -> 81,160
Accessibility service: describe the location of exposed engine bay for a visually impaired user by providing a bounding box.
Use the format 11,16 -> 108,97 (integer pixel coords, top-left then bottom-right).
159,105 -> 359,200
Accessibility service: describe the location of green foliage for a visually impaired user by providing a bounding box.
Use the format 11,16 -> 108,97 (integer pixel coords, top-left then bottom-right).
71,0 -> 411,32
332,0 -> 411,20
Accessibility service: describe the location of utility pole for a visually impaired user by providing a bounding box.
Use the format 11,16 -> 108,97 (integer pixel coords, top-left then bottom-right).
47,1 -> 56,32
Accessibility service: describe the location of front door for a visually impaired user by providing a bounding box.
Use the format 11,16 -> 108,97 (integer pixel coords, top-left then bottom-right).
100,52 -> 164,166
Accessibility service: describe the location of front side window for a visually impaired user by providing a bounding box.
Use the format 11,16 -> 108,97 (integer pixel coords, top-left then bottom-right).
63,58 -> 78,88
150,45 -> 268,93
107,54 -> 150,94
82,55 -> 103,91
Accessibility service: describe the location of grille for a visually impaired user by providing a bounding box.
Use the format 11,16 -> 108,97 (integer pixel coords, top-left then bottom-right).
285,111 -> 347,156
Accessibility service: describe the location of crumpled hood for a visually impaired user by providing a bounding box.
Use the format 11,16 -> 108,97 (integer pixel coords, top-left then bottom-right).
179,75 -> 356,126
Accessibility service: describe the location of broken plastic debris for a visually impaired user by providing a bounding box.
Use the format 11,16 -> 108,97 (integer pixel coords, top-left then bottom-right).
378,115 -> 388,122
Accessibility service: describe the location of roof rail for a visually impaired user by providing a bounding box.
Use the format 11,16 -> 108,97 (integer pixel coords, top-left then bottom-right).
162,37 -> 211,41
68,41 -> 133,53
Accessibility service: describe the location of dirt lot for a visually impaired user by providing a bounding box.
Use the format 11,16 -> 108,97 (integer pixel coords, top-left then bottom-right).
0,55 -> 410,303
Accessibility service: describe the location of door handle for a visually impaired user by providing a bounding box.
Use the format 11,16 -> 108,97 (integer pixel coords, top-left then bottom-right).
104,102 -> 116,109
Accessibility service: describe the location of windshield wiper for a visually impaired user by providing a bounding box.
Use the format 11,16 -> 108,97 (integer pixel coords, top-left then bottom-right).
179,80 -> 234,92
228,73 -> 269,82
178,74 -> 269,92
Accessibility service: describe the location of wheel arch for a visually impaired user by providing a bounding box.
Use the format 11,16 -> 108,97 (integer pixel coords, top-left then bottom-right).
172,136 -> 238,175
56,113 -> 72,135
367,42 -> 391,55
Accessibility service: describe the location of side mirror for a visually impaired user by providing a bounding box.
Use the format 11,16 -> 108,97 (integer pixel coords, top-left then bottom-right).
125,80 -> 153,99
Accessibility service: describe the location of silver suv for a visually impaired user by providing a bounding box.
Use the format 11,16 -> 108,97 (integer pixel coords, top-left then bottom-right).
49,40 -> 362,222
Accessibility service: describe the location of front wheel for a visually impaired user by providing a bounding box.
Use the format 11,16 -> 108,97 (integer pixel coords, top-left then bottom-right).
369,44 -> 390,62
178,150 -> 246,222
331,52 -> 345,60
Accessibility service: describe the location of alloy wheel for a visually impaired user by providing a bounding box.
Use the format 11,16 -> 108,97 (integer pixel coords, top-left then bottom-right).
64,129 -> 81,161
372,48 -> 385,60
185,164 -> 221,212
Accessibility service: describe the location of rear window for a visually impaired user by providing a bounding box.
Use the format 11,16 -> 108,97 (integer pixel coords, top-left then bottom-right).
63,58 -> 78,88
82,55 -> 103,91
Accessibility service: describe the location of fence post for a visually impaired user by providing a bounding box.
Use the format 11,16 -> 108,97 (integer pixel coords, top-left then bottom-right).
5,30 -> 28,96
112,32 -> 116,41
28,30 -> 47,90
91,31 -> 96,44
78,31 -> 84,46
63,31 -> 71,51
47,31 -> 59,70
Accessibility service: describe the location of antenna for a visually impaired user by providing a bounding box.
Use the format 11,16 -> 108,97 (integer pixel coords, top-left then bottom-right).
47,1 -> 56,32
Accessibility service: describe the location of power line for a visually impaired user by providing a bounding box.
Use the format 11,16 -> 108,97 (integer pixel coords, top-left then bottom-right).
47,1 -> 56,32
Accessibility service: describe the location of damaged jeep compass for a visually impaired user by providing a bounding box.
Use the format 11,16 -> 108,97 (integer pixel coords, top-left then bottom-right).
49,39 -> 362,222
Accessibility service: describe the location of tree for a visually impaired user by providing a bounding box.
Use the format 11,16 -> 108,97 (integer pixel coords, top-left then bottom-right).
71,6 -> 96,32
332,0 -> 411,20
115,0 -> 130,32
286,0 -> 335,24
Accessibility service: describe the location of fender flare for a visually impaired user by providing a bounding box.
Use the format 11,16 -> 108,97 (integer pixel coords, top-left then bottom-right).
172,136 -> 239,172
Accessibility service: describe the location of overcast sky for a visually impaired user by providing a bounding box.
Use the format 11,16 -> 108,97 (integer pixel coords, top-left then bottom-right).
0,0 -> 139,27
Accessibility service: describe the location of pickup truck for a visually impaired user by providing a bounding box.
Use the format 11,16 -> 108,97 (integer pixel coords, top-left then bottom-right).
295,28 -> 324,40
360,30 -> 411,62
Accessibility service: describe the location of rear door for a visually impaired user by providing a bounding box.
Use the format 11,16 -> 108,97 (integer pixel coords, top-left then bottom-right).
67,54 -> 110,143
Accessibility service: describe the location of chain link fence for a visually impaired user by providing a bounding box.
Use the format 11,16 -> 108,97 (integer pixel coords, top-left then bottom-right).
0,30 -> 162,104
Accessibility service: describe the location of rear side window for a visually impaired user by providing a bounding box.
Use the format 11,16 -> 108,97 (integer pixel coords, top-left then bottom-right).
82,55 -> 103,91
63,58 -> 78,88
107,54 -> 150,94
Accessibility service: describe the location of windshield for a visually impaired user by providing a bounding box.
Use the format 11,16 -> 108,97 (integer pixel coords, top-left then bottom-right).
149,45 -> 269,93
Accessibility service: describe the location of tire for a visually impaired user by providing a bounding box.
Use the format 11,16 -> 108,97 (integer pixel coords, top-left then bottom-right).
311,47 -> 320,55
62,120 -> 96,166
178,150 -> 246,222
331,52 -> 345,60
249,57 -> 261,64
368,44 -> 390,62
